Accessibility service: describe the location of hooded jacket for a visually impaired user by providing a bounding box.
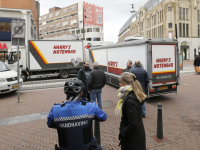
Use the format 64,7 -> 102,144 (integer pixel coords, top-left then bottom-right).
119,91 -> 146,150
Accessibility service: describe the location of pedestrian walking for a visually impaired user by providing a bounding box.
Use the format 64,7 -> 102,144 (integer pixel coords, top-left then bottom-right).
88,62 -> 106,109
77,61 -> 92,100
130,60 -> 149,118
47,79 -> 107,150
194,55 -> 200,74
124,60 -> 132,72
116,72 -> 146,150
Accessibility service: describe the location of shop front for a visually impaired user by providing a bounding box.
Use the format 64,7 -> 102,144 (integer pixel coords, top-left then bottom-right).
0,42 -> 11,62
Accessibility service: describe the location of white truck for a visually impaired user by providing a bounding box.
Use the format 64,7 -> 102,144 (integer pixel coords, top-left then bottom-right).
5,40 -> 84,81
89,38 -> 180,97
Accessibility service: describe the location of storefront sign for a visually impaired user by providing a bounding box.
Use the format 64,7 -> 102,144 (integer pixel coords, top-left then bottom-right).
0,43 -> 8,49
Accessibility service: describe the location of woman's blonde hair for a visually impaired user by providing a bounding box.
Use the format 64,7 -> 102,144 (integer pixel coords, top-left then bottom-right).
119,72 -> 147,102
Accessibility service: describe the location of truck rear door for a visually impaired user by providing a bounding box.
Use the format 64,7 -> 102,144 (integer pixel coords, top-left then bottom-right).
150,44 -> 177,96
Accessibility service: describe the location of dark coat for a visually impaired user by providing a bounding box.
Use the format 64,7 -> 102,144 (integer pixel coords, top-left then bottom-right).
130,66 -> 149,92
119,91 -> 146,150
124,67 -> 132,72
194,57 -> 200,66
77,67 -> 92,86
87,67 -> 106,90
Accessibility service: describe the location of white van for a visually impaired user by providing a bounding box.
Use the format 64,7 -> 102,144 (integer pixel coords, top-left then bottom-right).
0,61 -> 23,94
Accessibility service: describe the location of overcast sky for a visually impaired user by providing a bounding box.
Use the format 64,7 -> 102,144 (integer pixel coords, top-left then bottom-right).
40,0 -> 147,43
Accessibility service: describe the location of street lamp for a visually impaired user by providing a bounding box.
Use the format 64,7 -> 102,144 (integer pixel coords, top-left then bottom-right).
130,4 -> 136,13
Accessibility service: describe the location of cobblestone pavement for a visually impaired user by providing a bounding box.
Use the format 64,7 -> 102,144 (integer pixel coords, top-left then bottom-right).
0,74 -> 200,150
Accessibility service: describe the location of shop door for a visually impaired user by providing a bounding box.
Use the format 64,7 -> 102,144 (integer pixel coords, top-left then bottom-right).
0,52 -> 7,62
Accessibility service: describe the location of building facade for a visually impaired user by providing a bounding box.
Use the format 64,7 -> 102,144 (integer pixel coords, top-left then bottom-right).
39,1 -> 104,42
0,0 -> 39,62
118,0 -> 200,60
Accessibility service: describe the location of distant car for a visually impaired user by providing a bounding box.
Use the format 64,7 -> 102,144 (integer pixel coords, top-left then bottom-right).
0,61 -> 23,94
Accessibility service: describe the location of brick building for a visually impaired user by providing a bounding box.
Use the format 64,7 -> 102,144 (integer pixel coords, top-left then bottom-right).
118,0 -> 200,60
39,1 -> 104,42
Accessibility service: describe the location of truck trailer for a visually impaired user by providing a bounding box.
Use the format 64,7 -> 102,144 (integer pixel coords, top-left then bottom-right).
5,40 -> 84,81
89,39 -> 180,97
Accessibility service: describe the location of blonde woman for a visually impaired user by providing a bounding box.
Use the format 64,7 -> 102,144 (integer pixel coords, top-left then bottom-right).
115,72 -> 146,150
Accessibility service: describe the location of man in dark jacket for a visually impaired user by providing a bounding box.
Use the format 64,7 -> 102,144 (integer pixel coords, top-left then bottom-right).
130,60 -> 149,118
87,62 -> 106,109
194,55 -> 200,74
124,60 -> 132,72
77,61 -> 92,100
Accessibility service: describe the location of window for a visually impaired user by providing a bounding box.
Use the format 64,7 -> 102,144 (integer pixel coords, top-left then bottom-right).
179,23 -> 182,36
56,24 -> 60,28
168,7 -> 172,11
87,28 -> 92,32
169,23 -> 172,28
39,28 -> 42,32
49,25 -> 54,30
55,11 -> 61,16
49,13 -> 53,18
183,8 -> 185,20
183,23 -> 185,36
186,8 -> 189,20
93,37 -> 101,41
71,19 -> 77,25
81,29 -> 85,33
43,16 -> 47,20
72,31 -> 75,35
86,38 -> 92,41
198,25 -> 200,37
186,24 -> 189,37
179,7 -> 182,19
158,12 -> 160,23
63,22 -> 68,27
70,6 -> 77,12
44,27 -> 47,31
198,10 -> 200,21
93,28 -> 100,32
0,23 -> 7,32
76,30 -> 80,34
63,8 -> 68,14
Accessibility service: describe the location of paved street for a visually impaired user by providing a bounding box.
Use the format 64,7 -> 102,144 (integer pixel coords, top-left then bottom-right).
0,65 -> 200,149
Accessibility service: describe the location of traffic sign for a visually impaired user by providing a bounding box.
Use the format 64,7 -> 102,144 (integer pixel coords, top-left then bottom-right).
11,21 -> 26,39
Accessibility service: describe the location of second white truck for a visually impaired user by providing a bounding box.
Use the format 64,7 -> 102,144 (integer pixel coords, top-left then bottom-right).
89,38 -> 180,97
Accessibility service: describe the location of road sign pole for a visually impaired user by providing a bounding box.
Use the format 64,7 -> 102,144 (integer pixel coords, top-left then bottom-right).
17,38 -> 20,103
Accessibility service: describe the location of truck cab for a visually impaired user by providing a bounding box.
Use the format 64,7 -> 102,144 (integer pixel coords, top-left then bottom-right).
5,46 -> 27,81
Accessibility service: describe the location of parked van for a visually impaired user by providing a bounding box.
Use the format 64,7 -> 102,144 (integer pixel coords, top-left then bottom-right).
0,61 -> 23,94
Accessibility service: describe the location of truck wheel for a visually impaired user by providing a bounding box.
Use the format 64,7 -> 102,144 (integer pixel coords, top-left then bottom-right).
60,70 -> 69,79
21,72 -> 27,82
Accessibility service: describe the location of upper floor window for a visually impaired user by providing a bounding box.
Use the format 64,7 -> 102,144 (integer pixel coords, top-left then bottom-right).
0,22 -> 11,32
56,24 -> 60,28
63,8 -> 68,14
87,28 -> 92,32
70,6 -> 77,12
71,19 -> 77,25
186,8 -> 189,20
49,25 -> 54,30
55,11 -> 61,16
63,21 -> 68,27
183,8 -> 185,20
49,13 -> 54,18
43,16 -> 47,20
44,27 -> 47,31
93,28 -> 100,32
179,7 -> 182,19
168,7 -> 172,11
168,23 -> 172,28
